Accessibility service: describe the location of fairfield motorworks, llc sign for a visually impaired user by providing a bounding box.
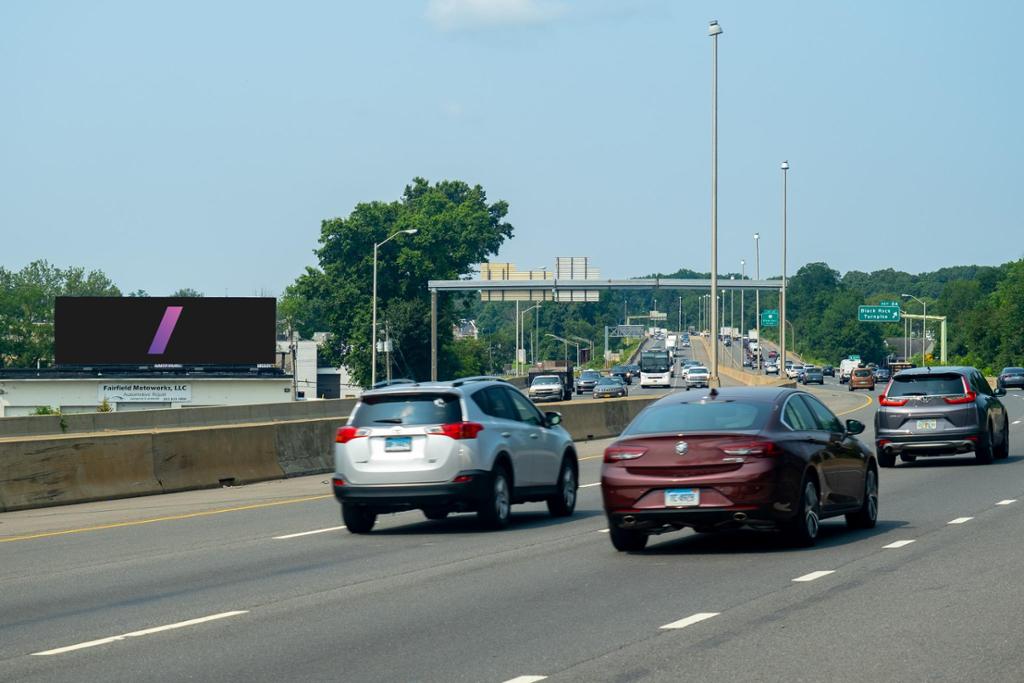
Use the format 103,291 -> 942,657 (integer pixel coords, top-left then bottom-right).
98,383 -> 192,403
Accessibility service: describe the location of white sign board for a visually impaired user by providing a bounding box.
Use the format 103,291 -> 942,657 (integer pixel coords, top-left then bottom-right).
98,383 -> 192,403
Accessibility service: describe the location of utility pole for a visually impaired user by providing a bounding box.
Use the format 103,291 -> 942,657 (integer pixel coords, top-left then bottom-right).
779,160 -> 790,372
708,19 -> 723,387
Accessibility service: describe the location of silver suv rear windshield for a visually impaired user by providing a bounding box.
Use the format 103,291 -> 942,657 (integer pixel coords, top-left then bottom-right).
888,374 -> 964,397
352,393 -> 462,426
623,401 -> 770,435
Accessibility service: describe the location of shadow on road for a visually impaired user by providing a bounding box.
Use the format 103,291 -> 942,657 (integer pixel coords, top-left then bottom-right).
640,518 -> 909,556
371,509 -> 604,535
894,455 -> 1024,468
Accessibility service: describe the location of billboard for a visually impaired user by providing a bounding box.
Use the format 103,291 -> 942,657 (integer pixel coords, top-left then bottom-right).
54,297 -> 276,366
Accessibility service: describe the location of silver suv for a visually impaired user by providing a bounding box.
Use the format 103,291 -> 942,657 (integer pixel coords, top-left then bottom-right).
875,366 -> 1009,466
333,377 -> 578,533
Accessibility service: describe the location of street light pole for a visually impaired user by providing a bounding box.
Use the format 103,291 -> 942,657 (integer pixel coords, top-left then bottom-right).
779,160 -> 789,371
709,19 -> 723,387
371,228 -> 417,386
754,232 -> 760,369
902,293 -> 928,365
740,259 -> 746,344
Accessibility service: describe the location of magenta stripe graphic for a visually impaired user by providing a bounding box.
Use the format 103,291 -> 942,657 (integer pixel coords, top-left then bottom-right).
148,306 -> 183,354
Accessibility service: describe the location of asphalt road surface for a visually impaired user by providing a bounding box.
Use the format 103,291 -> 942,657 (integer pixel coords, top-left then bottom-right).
4,373 -> 1024,680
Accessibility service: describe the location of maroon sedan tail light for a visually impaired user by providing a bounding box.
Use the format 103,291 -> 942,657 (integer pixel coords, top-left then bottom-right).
604,445 -> 647,463
721,440 -> 781,457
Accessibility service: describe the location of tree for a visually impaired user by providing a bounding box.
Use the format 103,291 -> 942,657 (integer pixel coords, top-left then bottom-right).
171,288 -> 203,297
0,260 -> 121,367
280,178 -> 513,385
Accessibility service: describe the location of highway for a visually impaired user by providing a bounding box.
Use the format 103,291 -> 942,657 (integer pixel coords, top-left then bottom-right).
4,354 -> 1024,680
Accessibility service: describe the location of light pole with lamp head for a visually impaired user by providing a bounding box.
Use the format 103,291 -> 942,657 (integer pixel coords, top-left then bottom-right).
708,18 -> 723,387
779,160 -> 789,374
740,259 -> 746,349
372,228 -> 417,386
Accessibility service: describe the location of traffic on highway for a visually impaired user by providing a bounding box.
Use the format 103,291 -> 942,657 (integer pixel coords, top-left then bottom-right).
4,328 -> 1023,682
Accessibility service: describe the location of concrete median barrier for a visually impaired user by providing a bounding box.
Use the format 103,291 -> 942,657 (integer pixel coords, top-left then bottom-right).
550,395 -> 659,441
274,418 -> 346,477
152,424 -> 285,493
0,433 -> 162,512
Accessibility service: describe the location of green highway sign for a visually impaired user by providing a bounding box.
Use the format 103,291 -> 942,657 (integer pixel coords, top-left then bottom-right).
879,300 -> 899,307
761,309 -> 779,327
858,305 -> 901,322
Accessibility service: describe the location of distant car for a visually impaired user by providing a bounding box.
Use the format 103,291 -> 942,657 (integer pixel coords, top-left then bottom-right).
765,361 -> 779,375
848,368 -> 875,392
576,370 -> 602,394
723,338 -> 732,347
768,350 -> 779,361
333,378 -> 577,532
785,364 -> 800,380
529,375 -> 565,403
801,366 -> 824,385
601,387 -> 877,551
626,364 -> 642,379
873,367 -> 891,383
822,365 -> 835,377
875,366 -> 1009,467
742,357 -> 752,368
611,365 -> 633,385
684,365 -> 710,389
593,376 -> 628,399
997,367 -> 1024,391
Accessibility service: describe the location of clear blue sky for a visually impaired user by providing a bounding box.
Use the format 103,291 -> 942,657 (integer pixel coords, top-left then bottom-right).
3,1 -> 1022,295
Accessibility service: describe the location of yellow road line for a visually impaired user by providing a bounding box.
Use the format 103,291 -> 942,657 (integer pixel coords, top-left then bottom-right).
835,393 -> 873,416
0,494 -> 333,544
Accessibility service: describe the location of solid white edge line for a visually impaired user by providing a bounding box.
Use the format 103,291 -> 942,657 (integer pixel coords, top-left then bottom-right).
948,517 -> 974,524
883,540 -> 916,549
274,525 -> 347,540
997,499 -> 1018,505
660,612 -> 721,630
598,528 -> 610,533
792,570 -> 835,582
502,677 -> 548,683
578,482 -> 601,488
32,611 -> 249,656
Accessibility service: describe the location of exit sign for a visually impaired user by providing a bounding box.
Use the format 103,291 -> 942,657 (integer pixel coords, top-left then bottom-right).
858,305 -> 901,322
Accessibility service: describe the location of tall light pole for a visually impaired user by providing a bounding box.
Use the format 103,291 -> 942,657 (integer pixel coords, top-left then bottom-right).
729,275 -> 735,334
708,18 -> 723,387
779,160 -> 789,372
678,296 -> 683,335
902,293 -> 927,365
521,304 -> 541,368
754,232 -> 760,368
372,228 -> 417,386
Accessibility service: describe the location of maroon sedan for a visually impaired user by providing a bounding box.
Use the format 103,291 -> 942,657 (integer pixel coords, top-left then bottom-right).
601,387 -> 878,551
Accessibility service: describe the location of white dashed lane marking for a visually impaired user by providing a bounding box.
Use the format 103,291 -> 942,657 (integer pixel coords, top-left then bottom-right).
997,499 -> 1017,506
883,540 -> 916,549
578,483 -> 601,489
792,570 -> 835,582
660,612 -> 721,630
502,677 -> 548,683
948,517 -> 974,525
273,525 -> 346,540
32,611 -> 249,656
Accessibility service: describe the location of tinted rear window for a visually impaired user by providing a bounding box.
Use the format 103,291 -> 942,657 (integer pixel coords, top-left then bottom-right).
352,393 -> 462,426
853,369 -> 872,377
623,400 -> 770,435
1002,368 -> 1024,374
888,375 -> 965,397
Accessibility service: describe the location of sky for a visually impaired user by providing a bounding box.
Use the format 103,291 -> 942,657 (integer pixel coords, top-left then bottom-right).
2,0 -> 1023,296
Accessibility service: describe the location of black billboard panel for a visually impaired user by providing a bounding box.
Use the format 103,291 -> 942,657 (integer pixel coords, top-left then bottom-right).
54,297 -> 277,366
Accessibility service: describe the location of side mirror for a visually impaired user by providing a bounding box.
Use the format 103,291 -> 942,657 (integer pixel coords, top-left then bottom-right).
545,411 -> 562,427
994,387 -> 1007,397
845,419 -> 865,435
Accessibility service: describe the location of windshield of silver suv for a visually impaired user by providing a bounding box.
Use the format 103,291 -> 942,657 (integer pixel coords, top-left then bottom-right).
351,393 -> 462,426
532,376 -> 560,385
580,371 -> 601,380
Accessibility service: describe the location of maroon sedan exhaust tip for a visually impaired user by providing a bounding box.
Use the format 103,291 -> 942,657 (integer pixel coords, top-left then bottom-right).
622,515 -> 637,527
733,512 -> 748,522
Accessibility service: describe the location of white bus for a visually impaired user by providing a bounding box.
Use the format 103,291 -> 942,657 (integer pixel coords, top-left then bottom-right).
640,349 -> 672,388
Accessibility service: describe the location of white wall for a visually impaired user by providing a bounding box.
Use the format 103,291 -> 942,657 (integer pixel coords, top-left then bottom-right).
0,377 -> 293,417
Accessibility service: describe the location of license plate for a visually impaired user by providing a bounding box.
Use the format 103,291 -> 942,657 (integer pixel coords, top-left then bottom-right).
384,436 -> 412,452
916,419 -> 937,431
665,488 -> 700,507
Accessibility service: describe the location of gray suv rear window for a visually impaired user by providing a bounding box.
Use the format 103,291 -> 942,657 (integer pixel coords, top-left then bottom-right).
352,393 -> 462,426
888,375 -> 964,397
624,401 -> 770,435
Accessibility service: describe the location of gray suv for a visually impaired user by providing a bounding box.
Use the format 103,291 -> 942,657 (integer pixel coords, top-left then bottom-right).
333,377 -> 578,532
875,366 -> 1009,467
